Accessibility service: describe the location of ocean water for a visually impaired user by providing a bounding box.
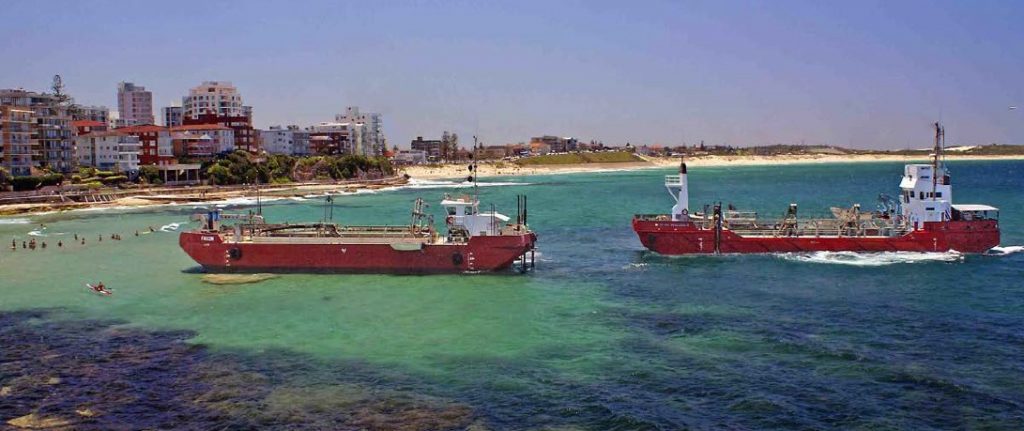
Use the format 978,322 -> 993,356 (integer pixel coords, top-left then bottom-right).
1,161 -> 1022,430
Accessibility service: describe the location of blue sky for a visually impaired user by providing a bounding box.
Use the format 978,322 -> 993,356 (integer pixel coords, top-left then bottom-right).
2,0 -> 1021,149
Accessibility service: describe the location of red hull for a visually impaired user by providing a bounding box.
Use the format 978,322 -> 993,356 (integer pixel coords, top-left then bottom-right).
632,218 -> 999,254
179,231 -> 537,274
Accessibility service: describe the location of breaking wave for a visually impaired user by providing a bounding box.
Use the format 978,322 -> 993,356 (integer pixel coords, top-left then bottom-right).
300,179 -> 531,198
986,245 -> 1024,256
212,196 -> 286,207
778,250 -> 964,266
403,178 -> 528,189
0,218 -> 31,225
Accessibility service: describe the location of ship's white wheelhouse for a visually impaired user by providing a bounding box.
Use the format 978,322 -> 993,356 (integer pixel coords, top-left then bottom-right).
899,164 -> 952,228
666,162 -> 690,221
441,196 -> 509,237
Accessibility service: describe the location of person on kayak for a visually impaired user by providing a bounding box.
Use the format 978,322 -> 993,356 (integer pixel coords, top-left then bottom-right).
92,282 -> 107,293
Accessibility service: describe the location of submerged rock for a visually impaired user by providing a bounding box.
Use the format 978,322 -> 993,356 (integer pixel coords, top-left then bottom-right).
6,413 -> 73,429
0,309 -> 480,430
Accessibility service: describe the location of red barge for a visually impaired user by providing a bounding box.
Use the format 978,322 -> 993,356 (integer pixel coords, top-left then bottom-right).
633,123 -> 1000,254
180,194 -> 536,274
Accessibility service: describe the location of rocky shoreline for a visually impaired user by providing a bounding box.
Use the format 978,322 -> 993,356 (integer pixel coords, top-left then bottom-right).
0,176 -> 409,216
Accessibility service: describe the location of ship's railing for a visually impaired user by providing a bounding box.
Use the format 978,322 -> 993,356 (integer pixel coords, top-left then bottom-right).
634,214 -> 674,221
727,223 -> 911,238
255,223 -> 431,239
636,213 -> 911,237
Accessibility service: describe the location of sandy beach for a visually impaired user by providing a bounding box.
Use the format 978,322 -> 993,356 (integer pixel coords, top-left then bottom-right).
400,153 -> 1024,180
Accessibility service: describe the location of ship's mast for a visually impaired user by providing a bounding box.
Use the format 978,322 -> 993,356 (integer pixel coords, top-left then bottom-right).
931,122 -> 944,200
470,135 -> 480,203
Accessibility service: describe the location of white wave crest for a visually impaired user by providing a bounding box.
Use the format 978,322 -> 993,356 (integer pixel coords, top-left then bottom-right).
0,218 -> 31,225
160,222 -> 184,232
778,250 -> 964,266
27,229 -> 47,237
212,196 -> 285,208
389,178 -> 530,191
986,245 -> 1024,256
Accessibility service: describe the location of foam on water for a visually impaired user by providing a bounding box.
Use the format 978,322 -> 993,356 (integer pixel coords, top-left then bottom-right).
0,218 -> 32,225
159,222 -> 184,232
778,250 -> 964,266
986,245 -> 1024,256
212,196 -> 285,207
390,178 -> 531,191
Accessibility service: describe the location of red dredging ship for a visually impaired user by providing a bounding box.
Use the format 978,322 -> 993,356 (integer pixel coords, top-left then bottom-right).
633,123 -> 1000,254
180,194 -> 537,274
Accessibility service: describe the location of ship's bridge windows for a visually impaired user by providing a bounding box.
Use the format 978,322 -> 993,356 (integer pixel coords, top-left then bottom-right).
446,207 -> 457,215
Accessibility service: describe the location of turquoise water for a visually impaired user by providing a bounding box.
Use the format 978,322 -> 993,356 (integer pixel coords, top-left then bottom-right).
1,161 -> 1023,429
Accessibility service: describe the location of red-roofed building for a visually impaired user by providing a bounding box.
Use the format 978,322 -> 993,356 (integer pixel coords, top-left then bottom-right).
117,124 -> 173,165
182,111 -> 256,153
170,124 -> 234,158
73,120 -> 107,136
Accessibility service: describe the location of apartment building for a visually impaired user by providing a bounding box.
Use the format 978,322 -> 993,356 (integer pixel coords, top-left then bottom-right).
117,82 -> 155,126
334,106 -> 385,156
0,105 -> 36,176
181,82 -> 256,152
75,130 -> 141,172
161,106 -> 183,127
73,105 -> 110,125
169,124 -> 234,157
0,89 -> 75,175
118,124 -> 173,165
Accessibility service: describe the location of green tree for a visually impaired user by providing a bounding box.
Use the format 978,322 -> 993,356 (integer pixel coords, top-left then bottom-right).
206,164 -> 233,185
0,166 -> 10,190
138,165 -> 161,184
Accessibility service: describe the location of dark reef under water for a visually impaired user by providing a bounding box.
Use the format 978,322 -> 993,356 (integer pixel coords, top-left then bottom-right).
0,309 -> 476,431
4,305 -> 1024,430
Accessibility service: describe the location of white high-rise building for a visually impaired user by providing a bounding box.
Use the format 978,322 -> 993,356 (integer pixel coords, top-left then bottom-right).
260,126 -> 295,155
117,82 -> 155,126
75,131 -> 141,172
182,81 -> 245,119
334,106 -> 384,156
